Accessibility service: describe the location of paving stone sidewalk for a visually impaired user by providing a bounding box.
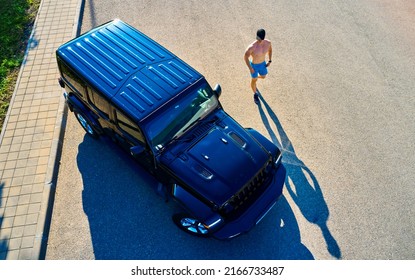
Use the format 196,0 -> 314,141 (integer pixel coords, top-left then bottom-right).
0,0 -> 82,260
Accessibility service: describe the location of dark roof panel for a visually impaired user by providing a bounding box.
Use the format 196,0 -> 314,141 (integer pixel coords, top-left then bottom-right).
57,19 -> 203,120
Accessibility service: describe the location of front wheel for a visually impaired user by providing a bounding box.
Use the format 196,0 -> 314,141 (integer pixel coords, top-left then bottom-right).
74,110 -> 99,138
172,213 -> 210,237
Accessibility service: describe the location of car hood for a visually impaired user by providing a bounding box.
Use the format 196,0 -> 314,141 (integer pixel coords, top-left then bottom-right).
160,115 -> 271,206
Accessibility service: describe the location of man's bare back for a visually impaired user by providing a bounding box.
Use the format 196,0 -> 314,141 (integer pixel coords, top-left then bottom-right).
245,39 -> 272,64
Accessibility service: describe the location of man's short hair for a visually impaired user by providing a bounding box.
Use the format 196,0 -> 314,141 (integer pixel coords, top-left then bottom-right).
256,29 -> 266,40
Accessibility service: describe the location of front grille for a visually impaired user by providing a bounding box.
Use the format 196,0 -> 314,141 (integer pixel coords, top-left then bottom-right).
220,161 -> 273,220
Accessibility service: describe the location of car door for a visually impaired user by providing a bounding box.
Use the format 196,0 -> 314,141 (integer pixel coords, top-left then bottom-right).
113,110 -> 156,173
86,87 -> 112,130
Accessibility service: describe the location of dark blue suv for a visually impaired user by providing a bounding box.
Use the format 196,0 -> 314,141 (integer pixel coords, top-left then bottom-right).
56,19 -> 286,239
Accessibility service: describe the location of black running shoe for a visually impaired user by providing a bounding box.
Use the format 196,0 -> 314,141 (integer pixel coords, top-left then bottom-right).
254,93 -> 259,104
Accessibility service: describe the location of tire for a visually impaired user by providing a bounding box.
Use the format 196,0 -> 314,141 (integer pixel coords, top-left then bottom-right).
172,213 -> 210,237
74,110 -> 99,138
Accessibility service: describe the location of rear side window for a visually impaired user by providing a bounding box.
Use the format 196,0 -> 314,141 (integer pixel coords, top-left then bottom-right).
116,111 -> 145,143
59,59 -> 86,97
88,89 -> 110,118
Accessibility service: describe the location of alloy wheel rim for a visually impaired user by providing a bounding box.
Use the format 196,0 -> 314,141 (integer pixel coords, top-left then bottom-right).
77,113 -> 94,135
181,217 -> 209,235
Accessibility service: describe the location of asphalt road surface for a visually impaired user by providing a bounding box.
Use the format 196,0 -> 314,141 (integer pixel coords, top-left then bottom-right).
46,0 -> 415,259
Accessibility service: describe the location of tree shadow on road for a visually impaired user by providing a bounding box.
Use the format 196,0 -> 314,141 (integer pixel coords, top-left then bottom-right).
0,182 -> 8,259
257,93 -> 341,259
78,0 -> 98,32
77,132 -> 313,259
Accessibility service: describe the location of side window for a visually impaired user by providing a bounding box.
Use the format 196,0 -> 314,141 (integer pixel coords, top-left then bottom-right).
59,60 -> 87,97
88,88 -> 110,118
116,111 -> 145,143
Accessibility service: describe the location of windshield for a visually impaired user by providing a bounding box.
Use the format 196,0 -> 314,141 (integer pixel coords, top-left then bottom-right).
145,83 -> 219,151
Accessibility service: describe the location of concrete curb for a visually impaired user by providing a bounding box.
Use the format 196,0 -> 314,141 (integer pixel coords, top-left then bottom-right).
34,0 -> 85,260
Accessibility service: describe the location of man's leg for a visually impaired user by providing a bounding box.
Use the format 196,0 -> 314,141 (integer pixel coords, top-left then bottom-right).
251,78 -> 260,104
254,72 -> 267,92
251,78 -> 258,93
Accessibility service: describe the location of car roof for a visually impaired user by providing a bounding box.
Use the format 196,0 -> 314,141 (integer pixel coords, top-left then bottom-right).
56,19 -> 203,121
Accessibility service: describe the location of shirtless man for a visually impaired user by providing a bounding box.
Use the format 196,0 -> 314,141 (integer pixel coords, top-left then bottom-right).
244,29 -> 272,103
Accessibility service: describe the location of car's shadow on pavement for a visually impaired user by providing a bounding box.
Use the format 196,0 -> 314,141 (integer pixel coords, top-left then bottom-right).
257,93 -> 341,259
77,130 -> 314,260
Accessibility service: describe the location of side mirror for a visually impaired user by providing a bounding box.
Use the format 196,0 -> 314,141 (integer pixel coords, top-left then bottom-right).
58,77 -> 65,88
130,145 -> 145,157
213,84 -> 222,98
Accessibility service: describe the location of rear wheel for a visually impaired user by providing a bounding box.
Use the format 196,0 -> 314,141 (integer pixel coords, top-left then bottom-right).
74,110 -> 99,138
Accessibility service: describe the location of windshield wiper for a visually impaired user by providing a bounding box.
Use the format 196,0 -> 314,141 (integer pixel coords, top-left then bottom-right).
158,133 -> 194,151
183,115 -> 217,134
158,116 -> 217,151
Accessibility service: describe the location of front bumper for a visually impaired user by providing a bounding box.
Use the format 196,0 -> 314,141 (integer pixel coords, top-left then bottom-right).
212,164 -> 286,239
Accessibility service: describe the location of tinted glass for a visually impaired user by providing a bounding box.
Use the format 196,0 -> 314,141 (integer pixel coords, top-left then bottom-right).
145,83 -> 218,151
117,111 -> 145,143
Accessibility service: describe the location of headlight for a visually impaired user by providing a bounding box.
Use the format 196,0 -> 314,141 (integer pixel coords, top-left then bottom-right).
274,151 -> 282,167
203,214 -> 224,231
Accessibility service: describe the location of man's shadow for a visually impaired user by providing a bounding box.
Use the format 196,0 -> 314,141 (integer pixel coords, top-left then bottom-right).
257,93 -> 341,259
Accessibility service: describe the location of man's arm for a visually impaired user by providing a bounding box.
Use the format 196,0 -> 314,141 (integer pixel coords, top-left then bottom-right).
244,46 -> 254,73
266,42 -> 272,67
